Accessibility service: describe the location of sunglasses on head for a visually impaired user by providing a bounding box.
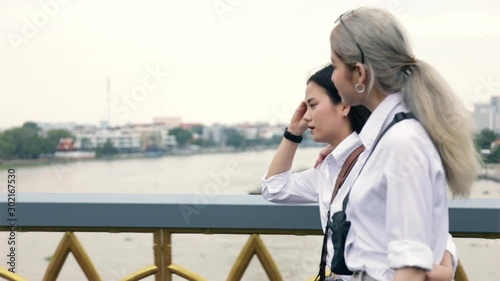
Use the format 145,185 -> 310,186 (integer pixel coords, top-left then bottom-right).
335,10 -> 365,64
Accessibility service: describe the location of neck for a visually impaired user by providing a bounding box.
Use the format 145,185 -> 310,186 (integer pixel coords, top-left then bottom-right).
364,88 -> 388,112
328,129 -> 352,149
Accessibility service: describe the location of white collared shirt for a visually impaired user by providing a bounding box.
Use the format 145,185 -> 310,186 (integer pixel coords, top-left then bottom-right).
344,93 -> 450,280
262,132 -> 363,273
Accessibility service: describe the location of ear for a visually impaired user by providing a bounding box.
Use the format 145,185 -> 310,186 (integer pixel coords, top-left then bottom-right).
340,104 -> 350,116
354,62 -> 367,86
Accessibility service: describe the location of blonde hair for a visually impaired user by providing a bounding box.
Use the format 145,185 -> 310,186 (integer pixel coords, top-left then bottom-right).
330,7 -> 480,197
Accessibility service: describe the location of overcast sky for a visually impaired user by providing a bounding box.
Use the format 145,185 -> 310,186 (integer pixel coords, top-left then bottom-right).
0,0 -> 499,129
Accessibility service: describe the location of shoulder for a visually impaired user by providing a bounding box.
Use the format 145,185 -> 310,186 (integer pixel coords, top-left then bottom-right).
384,119 -> 432,148
333,132 -> 363,163
315,160 -> 328,173
380,120 -> 441,165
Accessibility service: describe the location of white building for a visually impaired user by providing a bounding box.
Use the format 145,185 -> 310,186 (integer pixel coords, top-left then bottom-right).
492,96 -> 500,133
74,129 -> 141,152
127,124 -> 177,150
161,130 -> 178,148
237,123 -> 258,140
472,103 -> 493,131
202,125 -> 225,145
472,96 -> 500,133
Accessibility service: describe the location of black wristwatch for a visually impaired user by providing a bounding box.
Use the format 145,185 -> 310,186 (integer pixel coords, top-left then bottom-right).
283,127 -> 303,143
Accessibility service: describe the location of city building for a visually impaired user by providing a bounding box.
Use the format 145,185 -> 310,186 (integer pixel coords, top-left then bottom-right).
472,96 -> 500,133
472,103 -> 493,131
74,129 -> 142,153
153,116 -> 182,128
202,124 -> 225,145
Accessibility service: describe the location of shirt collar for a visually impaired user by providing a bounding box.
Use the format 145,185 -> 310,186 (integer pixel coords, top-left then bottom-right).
359,93 -> 403,151
324,132 -> 363,169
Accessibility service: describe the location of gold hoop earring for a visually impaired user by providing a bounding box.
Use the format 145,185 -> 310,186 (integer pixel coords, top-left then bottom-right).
355,83 -> 365,93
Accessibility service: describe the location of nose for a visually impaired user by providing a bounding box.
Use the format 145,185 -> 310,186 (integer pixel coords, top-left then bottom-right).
303,108 -> 312,122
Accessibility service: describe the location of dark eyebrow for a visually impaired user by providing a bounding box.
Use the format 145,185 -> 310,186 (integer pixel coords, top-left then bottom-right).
306,98 -> 316,104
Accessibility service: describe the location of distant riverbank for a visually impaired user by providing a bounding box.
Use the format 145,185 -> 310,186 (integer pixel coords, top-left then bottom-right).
0,145 -> 284,170
0,157 -> 95,170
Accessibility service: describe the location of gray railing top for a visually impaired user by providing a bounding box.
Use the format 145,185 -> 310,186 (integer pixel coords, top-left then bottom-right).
1,193 -> 499,236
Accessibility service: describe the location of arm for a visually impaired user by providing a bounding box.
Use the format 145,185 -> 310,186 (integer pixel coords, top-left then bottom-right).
265,101 -> 308,179
384,133 -> 437,281
394,268 -> 426,281
262,101 -> 318,203
445,234 -> 459,274
265,136 -> 301,179
426,234 -> 458,281
393,230 -> 455,281
425,251 -> 453,281
262,168 -> 319,203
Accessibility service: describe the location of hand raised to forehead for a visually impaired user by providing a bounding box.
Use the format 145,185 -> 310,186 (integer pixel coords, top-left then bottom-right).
288,101 -> 309,136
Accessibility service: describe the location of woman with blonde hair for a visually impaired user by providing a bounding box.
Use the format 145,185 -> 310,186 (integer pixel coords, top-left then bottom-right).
328,7 -> 479,281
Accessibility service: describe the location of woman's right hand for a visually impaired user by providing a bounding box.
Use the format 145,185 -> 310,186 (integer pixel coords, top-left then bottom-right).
265,101 -> 309,179
288,101 -> 309,136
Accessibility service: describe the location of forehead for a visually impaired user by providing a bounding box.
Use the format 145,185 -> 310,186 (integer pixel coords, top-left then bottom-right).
305,81 -> 328,98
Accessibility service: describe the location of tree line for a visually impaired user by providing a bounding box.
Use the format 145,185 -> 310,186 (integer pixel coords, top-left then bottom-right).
474,128 -> 500,163
0,122 -> 72,160
0,123 -> 279,160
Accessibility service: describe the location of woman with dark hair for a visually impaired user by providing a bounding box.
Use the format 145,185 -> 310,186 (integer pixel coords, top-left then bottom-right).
261,64 -> 457,281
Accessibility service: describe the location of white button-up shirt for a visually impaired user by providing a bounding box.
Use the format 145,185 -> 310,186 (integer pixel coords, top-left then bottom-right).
261,130 -> 457,280
344,93 -> 450,280
262,132 -> 363,274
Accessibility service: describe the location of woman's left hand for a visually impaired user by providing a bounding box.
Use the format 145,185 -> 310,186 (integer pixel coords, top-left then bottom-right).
314,145 -> 334,168
425,250 -> 454,281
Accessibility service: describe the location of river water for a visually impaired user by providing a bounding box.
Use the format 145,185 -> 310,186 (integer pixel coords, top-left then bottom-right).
1,147 -> 499,280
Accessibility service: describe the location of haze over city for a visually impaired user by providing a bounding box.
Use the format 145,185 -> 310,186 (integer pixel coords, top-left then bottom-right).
1,0 -> 499,130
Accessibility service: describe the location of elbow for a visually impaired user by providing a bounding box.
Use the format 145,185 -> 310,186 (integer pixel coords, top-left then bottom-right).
261,184 -> 291,203
261,185 -> 278,202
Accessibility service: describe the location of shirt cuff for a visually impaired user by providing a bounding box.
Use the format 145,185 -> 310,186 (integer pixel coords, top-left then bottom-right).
261,170 -> 292,194
388,240 -> 433,271
446,236 -> 459,274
